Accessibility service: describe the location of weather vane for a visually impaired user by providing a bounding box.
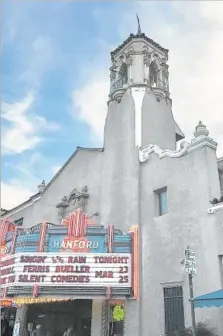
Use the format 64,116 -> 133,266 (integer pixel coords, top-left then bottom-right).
136,12 -> 142,35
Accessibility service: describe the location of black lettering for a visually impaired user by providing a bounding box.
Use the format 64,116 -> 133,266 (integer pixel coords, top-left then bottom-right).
119,275 -> 129,283
119,266 -> 128,274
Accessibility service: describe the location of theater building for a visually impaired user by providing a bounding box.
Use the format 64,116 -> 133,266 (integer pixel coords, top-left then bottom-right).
1,24 -> 223,336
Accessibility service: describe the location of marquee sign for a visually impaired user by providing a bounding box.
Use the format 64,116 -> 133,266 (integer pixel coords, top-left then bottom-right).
0,209 -> 139,300
1,253 -> 131,288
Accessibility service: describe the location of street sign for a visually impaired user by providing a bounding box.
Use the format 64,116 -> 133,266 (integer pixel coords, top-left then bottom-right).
185,248 -> 197,275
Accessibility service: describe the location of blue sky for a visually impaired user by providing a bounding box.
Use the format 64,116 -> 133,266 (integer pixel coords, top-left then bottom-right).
2,1 -> 132,197
2,1 -> 223,209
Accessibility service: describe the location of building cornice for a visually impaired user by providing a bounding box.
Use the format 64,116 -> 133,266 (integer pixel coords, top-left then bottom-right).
1,147 -> 103,218
111,33 -> 168,60
187,136 -> 217,153
1,194 -> 41,218
139,122 -> 217,163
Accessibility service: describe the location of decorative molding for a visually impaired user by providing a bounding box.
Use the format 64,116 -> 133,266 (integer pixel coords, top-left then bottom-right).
143,53 -> 151,66
152,87 -> 166,101
142,45 -> 149,53
139,121 -> 217,163
126,46 -> 134,54
193,121 -> 209,137
150,52 -> 162,70
139,141 -> 190,163
1,195 -> 41,218
56,186 -> 89,219
112,89 -> 126,103
188,136 -> 217,153
111,33 -> 168,61
110,70 -> 116,82
187,121 -> 217,153
207,203 -> 223,214
126,54 -> 133,66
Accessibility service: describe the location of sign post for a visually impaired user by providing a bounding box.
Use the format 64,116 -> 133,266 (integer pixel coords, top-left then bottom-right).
185,246 -> 196,336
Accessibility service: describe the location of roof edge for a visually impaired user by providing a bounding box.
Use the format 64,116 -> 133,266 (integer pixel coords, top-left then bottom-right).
1,147 -> 103,217
111,33 -> 168,59
43,146 -> 103,192
1,192 -> 41,217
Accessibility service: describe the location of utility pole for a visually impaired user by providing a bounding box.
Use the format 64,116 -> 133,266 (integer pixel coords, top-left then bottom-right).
185,246 -> 196,336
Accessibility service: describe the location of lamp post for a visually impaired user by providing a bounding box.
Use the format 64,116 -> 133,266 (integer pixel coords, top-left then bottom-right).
185,246 -> 196,336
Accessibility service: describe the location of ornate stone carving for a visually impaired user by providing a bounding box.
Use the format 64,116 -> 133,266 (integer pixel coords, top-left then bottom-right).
56,186 -> 89,219
142,45 -> 149,54
153,89 -> 166,101
115,95 -> 122,103
161,55 -> 168,63
56,196 -> 69,219
162,69 -> 169,91
143,53 -> 151,66
151,52 -> 161,64
117,54 -> 125,67
139,140 -> 190,163
110,62 -> 117,82
110,70 -> 116,81
126,46 -> 134,59
68,186 -> 89,205
112,89 -> 126,103
126,54 -> 133,66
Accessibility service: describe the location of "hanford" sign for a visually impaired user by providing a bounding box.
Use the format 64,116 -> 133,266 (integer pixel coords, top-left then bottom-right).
0,209 -> 139,300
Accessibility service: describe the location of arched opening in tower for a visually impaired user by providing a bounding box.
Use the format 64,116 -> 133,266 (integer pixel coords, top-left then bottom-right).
118,62 -> 128,84
111,62 -> 128,94
149,61 -> 159,87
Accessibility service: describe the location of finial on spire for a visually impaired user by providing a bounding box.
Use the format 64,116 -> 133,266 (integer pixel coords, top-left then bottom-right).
136,13 -> 142,35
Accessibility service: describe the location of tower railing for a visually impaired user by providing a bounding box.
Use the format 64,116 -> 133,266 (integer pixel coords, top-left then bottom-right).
110,77 -> 127,94
110,76 -> 168,94
149,76 -> 167,90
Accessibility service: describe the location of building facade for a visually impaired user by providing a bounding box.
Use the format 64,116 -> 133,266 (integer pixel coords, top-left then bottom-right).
1,26 -> 223,336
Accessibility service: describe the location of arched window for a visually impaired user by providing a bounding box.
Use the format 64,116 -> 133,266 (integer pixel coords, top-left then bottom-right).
110,62 -> 128,94
149,61 -> 159,87
118,62 -> 128,84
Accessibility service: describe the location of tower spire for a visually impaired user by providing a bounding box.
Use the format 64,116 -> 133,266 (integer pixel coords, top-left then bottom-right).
136,13 -> 142,35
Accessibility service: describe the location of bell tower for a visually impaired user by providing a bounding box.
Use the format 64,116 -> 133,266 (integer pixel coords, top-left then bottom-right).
101,18 -> 184,232
109,27 -> 169,101
106,17 -> 184,150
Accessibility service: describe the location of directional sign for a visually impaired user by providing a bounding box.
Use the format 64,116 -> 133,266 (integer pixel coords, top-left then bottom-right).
185,248 -> 197,275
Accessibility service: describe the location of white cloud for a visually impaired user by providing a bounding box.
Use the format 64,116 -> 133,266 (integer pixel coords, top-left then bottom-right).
19,35 -> 55,89
1,154 -> 61,210
1,181 -> 35,210
1,92 -> 60,155
71,73 -> 109,142
71,1 -> 223,157
138,1 -> 223,157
